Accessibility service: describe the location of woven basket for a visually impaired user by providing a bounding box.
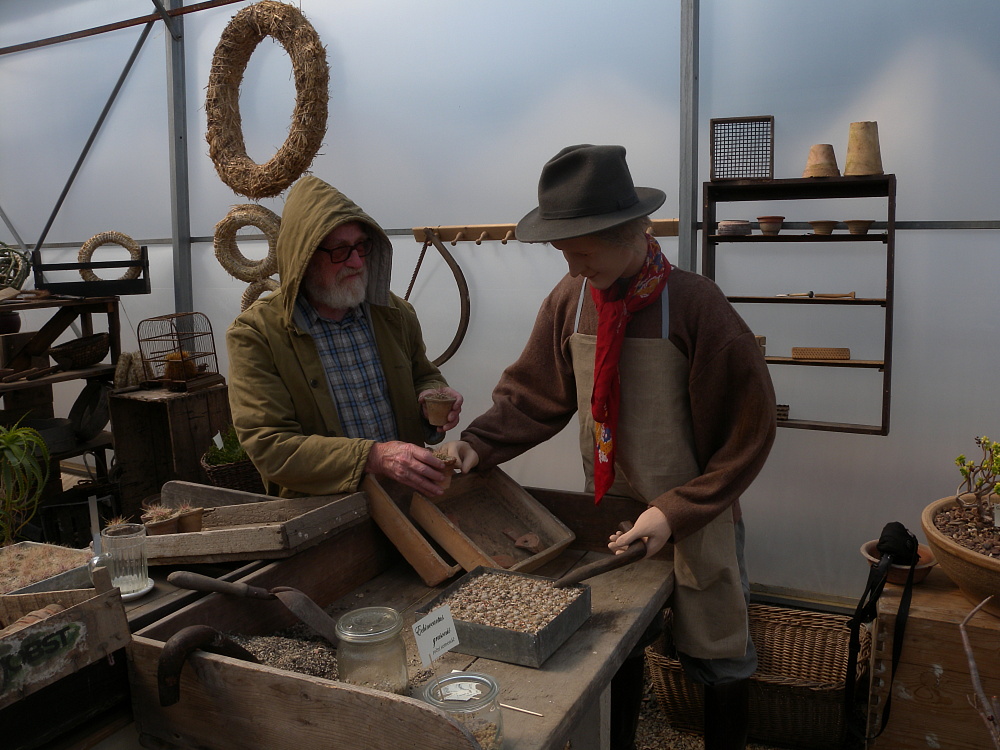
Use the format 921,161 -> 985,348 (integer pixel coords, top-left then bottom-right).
199,455 -> 265,495
646,603 -> 870,750
48,332 -> 110,369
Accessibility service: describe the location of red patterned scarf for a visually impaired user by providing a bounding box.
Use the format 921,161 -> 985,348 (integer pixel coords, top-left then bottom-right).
590,234 -> 671,503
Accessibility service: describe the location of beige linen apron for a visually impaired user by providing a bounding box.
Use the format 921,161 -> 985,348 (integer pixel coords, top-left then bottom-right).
568,283 -> 748,659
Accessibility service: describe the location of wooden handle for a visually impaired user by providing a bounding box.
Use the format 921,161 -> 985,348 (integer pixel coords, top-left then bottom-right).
167,571 -> 274,600
553,521 -> 646,588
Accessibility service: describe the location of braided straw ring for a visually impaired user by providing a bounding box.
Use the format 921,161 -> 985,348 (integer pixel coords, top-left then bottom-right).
78,231 -> 142,282
241,278 -> 279,311
205,1 -> 330,199
214,204 -> 280,282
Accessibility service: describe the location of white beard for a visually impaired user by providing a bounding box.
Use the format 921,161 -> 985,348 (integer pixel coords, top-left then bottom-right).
303,265 -> 368,311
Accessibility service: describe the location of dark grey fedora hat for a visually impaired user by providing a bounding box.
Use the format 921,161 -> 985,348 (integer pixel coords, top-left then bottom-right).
515,144 -> 666,243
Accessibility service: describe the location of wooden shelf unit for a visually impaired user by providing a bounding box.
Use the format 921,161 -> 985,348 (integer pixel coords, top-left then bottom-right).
703,174 -> 896,435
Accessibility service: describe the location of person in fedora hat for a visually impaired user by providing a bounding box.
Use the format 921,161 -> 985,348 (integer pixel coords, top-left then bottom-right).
444,144 -> 776,750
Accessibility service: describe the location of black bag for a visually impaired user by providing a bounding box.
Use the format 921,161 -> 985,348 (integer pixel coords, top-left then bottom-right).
843,521 -> 919,743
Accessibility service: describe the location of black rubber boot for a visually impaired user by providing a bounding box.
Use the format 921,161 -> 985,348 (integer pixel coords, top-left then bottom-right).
609,653 -> 645,750
703,678 -> 750,750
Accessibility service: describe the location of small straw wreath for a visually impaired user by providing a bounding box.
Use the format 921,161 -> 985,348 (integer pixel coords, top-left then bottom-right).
78,231 -> 142,282
214,204 -> 280,282
205,1 -> 330,199
241,278 -> 279,311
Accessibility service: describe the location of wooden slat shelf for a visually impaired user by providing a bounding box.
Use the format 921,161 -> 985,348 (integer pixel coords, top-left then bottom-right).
766,356 -> 884,369
776,419 -> 885,435
0,364 -> 115,392
704,174 -> 895,435
727,296 -> 886,305
710,233 -> 888,243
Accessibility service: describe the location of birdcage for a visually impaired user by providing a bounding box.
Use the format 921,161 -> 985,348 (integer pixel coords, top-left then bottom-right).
137,312 -> 226,392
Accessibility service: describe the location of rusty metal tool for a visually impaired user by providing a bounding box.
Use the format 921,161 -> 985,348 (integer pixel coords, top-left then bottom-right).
167,571 -> 340,646
552,521 -> 647,588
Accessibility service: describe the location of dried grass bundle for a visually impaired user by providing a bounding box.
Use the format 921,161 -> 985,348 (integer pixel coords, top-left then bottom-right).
214,203 -> 280,281
205,0 -> 329,199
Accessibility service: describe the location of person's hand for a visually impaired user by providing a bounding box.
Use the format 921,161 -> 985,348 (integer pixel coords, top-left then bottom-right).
419,387 -> 463,432
609,505 -> 671,558
365,441 -> 450,496
440,440 -> 480,474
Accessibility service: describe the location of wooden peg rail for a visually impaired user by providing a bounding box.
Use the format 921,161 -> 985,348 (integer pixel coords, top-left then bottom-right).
412,219 -> 679,245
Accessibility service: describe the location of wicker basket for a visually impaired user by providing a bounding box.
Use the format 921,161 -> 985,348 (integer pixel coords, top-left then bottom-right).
646,603 -> 870,750
48,332 -> 110,369
199,455 -> 265,495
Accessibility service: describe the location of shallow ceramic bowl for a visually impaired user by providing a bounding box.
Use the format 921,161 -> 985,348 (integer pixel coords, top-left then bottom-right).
845,219 -> 874,235
860,539 -> 937,584
756,216 -> 784,236
808,220 -> 837,235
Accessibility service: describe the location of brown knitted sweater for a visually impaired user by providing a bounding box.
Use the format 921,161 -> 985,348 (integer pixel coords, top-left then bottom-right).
461,266 -> 776,543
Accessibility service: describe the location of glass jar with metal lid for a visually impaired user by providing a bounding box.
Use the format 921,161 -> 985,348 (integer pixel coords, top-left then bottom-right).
422,672 -> 503,750
335,606 -> 408,694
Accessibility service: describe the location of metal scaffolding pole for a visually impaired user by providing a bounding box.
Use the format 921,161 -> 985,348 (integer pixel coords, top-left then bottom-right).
165,0 -> 193,312
678,0 -> 700,272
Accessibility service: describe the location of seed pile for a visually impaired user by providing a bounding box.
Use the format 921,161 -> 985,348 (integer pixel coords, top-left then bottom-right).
438,572 -> 583,633
228,632 -> 339,681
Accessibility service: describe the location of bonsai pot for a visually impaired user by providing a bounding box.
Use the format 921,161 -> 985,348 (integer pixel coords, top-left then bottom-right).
859,539 -> 937,584
921,496 -> 1000,618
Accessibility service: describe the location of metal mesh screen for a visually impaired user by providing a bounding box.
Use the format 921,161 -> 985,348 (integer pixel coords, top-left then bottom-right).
710,116 -> 775,180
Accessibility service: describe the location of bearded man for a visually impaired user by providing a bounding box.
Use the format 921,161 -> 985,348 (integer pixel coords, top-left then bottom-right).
226,175 -> 462,498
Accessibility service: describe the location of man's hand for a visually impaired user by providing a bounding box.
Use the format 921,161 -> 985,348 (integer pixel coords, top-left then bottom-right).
418,387 -> 463,432
365,441 -> 450,496
440,440 -> 480,474
609,505 -> 671,558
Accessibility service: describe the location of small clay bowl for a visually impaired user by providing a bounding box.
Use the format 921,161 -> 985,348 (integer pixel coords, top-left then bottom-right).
757,216 -> 785,236
808,220 -> 838,235
860,540 -> 937,584
845,219 -> 874,235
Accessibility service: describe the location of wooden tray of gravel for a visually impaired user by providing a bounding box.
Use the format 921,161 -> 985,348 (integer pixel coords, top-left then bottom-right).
144,481 -> 367,565
409,467 -> 576,575
416,566 -> 592,668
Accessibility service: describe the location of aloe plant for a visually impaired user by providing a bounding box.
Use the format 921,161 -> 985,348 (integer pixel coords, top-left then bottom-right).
0,419 -> 51,546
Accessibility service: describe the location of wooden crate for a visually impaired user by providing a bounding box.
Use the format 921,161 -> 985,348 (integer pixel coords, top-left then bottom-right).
410,467 -> 576,574
128,521 -> 482,750
0,566 -> 130,710
144,481 -> 368,565
109,385 -> 232,519
867,567 -> 1000,749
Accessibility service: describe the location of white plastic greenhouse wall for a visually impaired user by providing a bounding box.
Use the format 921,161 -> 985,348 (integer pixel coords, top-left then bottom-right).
1,0 -> 998,605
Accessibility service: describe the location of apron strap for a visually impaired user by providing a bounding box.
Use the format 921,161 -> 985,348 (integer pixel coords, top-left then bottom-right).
573,278 -> 671,336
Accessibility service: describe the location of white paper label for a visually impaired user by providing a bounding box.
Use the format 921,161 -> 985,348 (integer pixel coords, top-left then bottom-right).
212,431 -> 224,449
412,605 -> 458,667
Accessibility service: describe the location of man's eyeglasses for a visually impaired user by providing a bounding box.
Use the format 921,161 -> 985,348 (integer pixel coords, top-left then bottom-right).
316,238 -> 373,264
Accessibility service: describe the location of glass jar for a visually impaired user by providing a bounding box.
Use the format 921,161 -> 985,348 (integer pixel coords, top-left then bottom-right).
335,606 -> 408,694
422,672 -> 504,750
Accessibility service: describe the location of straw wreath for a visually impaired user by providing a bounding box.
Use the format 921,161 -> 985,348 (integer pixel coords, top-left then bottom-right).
205,1 -> 329,199
241,278 -> 280,311
214,204 -> 280,282
78,231 -> 142,282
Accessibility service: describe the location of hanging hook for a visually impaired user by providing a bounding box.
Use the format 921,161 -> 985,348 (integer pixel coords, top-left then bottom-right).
451,231 -> 465,246
476,231 -> 489,245
502,230 -> 515,245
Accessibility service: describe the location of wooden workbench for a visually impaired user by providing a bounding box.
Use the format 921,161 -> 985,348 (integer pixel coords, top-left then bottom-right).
128,517 -> 673,750
867,567 -> 1000,749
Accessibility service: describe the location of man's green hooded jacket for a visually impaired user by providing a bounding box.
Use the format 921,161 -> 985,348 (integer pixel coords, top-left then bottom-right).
226,176 -> 448,497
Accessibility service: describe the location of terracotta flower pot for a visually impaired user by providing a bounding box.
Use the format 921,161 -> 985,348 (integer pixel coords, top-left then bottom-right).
859,539 -> 937,585
143,516 -> 179,535
434,453 -> 458,490
921,496 -> 1000,618
176,508 -> 204,533
424,394 -> 457,427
